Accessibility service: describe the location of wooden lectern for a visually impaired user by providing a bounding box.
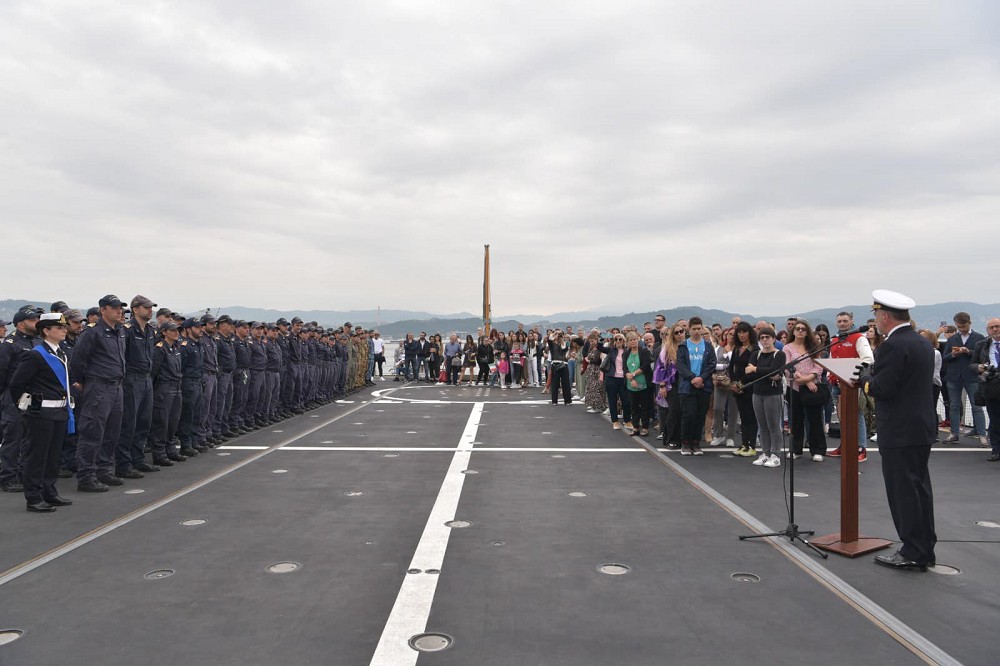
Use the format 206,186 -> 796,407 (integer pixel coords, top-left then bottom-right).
811,358 -> 892,557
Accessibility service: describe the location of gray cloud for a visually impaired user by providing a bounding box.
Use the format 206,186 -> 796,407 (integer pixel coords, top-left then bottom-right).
1,0 -> 998,317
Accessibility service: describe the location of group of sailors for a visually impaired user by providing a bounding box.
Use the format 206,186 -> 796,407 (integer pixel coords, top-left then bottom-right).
0,295 -> 379,512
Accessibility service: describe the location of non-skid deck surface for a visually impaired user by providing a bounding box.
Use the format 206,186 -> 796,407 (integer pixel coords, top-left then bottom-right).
0,382 -> 989,665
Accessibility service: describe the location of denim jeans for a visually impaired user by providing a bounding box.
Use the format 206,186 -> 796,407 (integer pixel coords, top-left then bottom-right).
947,377 -> 986,435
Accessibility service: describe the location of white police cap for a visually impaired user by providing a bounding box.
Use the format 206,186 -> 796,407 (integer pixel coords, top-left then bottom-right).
872,289 -> 916,312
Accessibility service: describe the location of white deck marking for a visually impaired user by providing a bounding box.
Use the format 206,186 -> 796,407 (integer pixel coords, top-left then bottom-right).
0,400 -> 376,588
369,402 -> 483,665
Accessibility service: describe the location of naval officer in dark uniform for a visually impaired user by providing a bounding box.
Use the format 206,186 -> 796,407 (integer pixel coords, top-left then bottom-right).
857,289 -> 937,571
8,313 -> 76,511
70,295 -> 127,492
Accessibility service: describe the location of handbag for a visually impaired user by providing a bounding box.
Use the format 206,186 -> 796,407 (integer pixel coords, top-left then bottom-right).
438,369 -> 448,382
712,371 -> 732,390
798,370 -> 831,407
451,355 -> 463,367
599,352 -> 613,374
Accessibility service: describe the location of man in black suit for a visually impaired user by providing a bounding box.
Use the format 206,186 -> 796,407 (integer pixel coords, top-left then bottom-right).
971,318 -> 1000,461
942,311 -> 987,445
857,290 -> 937,571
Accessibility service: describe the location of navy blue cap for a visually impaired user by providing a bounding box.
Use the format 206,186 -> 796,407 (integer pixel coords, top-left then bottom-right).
99,294 -> 124,308
181,318 -> 202,329
86,306 -> 100,317
12,309 -> 41,324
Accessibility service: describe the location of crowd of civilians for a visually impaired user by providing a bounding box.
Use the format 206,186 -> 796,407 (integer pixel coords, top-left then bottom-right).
391,311 -> 999,469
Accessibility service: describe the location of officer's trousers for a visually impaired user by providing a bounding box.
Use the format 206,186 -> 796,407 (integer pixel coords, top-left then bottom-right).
231,369 -> 249,428
75,379 -> 124,483
150,380 -> 181,456
178,377 -> 204,447
0,396 -> 25,484
116,372 -> 153,472
200,372 -> 218,442
214,372 -> 233,434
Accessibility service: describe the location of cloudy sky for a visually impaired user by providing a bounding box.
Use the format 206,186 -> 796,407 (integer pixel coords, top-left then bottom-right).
2,1 -> 998,318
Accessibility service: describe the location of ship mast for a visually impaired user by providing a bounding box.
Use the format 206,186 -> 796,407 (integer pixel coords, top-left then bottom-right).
483,244 -> 491,336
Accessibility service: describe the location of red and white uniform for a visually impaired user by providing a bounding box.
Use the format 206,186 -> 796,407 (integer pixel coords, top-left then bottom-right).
828,332 -> 874,386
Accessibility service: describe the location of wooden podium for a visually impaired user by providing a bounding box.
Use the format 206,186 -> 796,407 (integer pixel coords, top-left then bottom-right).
811,358 -> 892,557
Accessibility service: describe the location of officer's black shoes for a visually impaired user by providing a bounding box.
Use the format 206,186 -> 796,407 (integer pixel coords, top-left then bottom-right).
153,456 -> 174,467
1,480 -> 24,493
98,475 -> 125,486
135,462 -> 160,473
117,468 -> 145,479
27,501 -> 56,513
987,453 -> 1000,462
45,496 -> 73,506
58,468 -> 75,479
167,451 -> 187,462
193,444 -> 208,452
874,551 -> 929,572
179,447 -> 199,457
77,480 -> 109,493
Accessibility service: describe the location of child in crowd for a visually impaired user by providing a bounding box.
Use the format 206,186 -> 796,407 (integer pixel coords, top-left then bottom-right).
509,343 -> 525,387
493,352 -> 510,389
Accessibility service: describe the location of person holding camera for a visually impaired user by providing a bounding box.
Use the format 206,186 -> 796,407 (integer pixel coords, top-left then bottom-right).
8,313 -> 75,512
971,318 -> 1000,461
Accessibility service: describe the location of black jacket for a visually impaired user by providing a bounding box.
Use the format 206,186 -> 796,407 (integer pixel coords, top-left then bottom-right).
862,325 -> 935,449
8,345 -> 71,420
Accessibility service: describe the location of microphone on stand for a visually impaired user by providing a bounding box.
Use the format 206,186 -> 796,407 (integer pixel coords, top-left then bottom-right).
835,325 -> 870,341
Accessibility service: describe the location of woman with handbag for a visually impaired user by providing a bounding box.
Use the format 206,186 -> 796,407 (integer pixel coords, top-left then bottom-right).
624,332 -> 654,436
653,326 -> 679,443
784,319 -> 828,461
583,330 -> 608,414
728,322 -> 760,457
460,335 -> 478,386
710,331 -> 739,448
600,333 -> 632,430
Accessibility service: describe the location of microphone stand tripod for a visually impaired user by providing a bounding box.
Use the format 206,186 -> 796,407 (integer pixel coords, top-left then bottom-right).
735,330 -> 862,558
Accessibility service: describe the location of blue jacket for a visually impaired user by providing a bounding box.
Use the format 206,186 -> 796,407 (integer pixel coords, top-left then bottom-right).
942,330 -> 985,383
676,339 -> 716,394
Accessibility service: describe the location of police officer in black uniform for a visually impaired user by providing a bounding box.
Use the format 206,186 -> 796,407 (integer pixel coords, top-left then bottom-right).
230,321 -> 252,434
150,321 -> 183,465
857,290 -> 937,571
198,314 -> 220,447
264,324 -> 283,423
8,313 -> 76,512
116,295 -> 158,478
0,307 -> 43,492
70,295 -> 127,492
214,315 -> 237,440
58,309 -> 86,477
177,319 -> 205,456
247,322 -> 267,428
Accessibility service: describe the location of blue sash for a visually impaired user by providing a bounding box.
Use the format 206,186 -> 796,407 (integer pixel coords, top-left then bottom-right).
32,344 -> 75,435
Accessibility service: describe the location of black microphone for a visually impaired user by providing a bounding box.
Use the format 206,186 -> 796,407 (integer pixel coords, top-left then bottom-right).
835,325 -> 869,341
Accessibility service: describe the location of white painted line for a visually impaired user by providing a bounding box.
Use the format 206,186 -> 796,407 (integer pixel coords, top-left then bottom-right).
370,402 -> 483,666
0,400 -> 376,588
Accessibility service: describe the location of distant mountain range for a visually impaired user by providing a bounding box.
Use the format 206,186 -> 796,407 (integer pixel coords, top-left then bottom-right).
3,298 -> 997,339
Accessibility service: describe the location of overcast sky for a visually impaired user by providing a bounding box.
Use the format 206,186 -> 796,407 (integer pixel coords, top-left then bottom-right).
2,1 -> 998,318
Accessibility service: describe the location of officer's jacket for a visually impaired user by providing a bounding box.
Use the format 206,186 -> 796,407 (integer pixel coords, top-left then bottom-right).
179,336 -> 205,379
152,340 -> 182,383
216,335 -> 236,374
266,339 -> 282,372
0,331 -> 40,392
123,320 -> 156,375
200,335 -> 219,374
233,335 -> 251,369
249,337 -> 267,371
69,319 -> 126,384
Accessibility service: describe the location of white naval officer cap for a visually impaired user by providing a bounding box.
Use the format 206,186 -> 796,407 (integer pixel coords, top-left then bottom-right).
871,289 -> 916,313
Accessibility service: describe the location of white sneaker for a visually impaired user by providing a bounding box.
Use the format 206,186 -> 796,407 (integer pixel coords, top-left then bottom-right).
752,453 -> 768,466
764,454 -> 781,468
870,434 -> 878,442
710,437 -> 725,447
725,438 -> 735,447
812,454 -> 823,462
586,407 -> 597,414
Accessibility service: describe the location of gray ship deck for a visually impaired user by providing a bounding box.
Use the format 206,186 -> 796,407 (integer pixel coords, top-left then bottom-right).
0,383 -> 994,665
